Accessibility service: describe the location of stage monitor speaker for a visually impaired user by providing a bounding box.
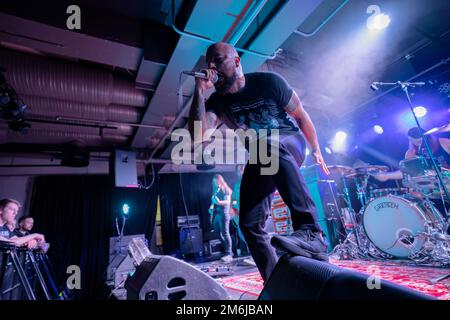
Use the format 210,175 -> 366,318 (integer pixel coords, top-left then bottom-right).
112,149 -> 138,188
114,255 -> 135,288
259,254 -> 435,300
125,255 -> 230,300
107,234 -> 146,282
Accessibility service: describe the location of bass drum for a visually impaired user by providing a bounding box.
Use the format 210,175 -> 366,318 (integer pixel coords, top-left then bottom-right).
362,195 -> 444,259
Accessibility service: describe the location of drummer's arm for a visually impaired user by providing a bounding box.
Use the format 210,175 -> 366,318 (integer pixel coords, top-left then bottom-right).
374,170 -> 403,181
386,170 -> 403,180
405,142 -> 417,159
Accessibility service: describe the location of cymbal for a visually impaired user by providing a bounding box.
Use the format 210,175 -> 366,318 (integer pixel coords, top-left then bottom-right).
352,165 -> 389,175
328,165 -> 355,177
424,123 -> 450,135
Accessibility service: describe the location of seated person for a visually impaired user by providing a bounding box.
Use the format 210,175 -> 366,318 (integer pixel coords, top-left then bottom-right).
375,127 -> 450,181
0,199 -> 45,250
14,216 -> 34,237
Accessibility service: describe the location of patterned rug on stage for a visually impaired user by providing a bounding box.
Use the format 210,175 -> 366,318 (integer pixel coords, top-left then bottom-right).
221,259 -> 450,299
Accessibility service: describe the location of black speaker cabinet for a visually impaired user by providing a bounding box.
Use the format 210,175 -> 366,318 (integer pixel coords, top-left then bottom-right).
259,254 -> 434,300
179,226 -> 203,256
125,255 -> 229,300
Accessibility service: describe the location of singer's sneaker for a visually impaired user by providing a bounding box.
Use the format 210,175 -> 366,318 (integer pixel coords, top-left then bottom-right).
271,229 -> 329,262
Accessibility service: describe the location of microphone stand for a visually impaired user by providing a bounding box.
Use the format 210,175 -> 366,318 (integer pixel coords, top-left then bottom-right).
374,81 -> 450,216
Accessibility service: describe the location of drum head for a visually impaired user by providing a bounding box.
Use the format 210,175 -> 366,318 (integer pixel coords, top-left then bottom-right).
363,195 -> 427,258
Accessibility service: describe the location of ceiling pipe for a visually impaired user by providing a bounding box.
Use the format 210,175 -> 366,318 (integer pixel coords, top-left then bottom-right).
223,0 -> 268,46
293,0 -> 349,37
171,0 -> 278,60
0,127 -> 129,145
0,164 -> 62,168
0,49 -> 148,107
0,119 -> 134,137
25,118 -> 117,130
221,0 -> 254,44
55,116 -> 165,130
138,158 -> 173,164
22,95 -> 143,123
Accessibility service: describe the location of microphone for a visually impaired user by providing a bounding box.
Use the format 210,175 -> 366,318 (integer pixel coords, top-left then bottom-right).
370,82 -> 380,91
370,81 -> 426,91
182,70 -> 219,83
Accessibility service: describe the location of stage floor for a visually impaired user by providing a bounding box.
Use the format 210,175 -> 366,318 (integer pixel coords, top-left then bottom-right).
189,256 -> 450,300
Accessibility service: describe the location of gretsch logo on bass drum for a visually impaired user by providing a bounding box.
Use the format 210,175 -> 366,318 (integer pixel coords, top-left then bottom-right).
374,201 -> 399,211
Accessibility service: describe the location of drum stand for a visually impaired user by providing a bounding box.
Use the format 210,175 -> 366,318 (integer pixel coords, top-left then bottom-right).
355,175 -> 369,209
331,177 -> 370,259
429,272 -> 450,285
341,176 -> 363,248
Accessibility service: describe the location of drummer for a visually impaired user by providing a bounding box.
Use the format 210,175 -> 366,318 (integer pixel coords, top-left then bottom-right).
374,127 -> 450,182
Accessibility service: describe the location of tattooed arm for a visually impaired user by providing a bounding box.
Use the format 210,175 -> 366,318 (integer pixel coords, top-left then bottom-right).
188,70 -> 220,142
284,91 -> 330,175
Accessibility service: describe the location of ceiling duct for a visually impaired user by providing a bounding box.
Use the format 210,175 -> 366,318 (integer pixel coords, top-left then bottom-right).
0,49 -> 148,107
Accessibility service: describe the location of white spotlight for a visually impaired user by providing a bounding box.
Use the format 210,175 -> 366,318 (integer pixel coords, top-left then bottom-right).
368,14 -> 390,30
331,131 -> 348,153
373,125 -> 384,134
335,131 -> 347,142
325,147 -> 333,155
413,106 -> 427,118
367,5 -> 390,30
305,148 -> 310,157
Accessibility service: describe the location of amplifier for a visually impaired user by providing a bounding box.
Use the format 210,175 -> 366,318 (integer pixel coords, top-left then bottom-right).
179,226 -> 203,256
177,215 -> 200,228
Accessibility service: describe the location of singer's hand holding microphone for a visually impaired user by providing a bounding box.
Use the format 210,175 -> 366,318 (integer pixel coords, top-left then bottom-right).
183,69 -> 219,92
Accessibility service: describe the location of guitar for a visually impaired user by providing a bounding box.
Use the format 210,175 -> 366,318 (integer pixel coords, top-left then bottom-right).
230,201 -> 239,225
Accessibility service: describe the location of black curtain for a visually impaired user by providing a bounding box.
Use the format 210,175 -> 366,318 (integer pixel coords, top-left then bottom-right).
29,175 -> 158,299
159,172 -> 238,254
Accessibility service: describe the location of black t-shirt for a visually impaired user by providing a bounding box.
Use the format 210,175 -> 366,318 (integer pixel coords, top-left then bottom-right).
13,229 -> 29,238
0,224 -> 14,239
205,72 -> 298,135
417,138 -> 450,169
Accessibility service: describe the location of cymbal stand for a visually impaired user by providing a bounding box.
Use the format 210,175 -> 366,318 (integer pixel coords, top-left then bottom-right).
341,176 -> 362,248
355,175 -> 369,208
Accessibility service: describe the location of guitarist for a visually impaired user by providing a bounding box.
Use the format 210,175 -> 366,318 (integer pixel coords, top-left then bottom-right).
208,175 -> 233,263
231,165 -> 255,265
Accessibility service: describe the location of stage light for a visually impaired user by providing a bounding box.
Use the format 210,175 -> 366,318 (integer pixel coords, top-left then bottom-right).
305,148 -> 310,156
413,106 -> 427,118
325,147 -> 333,154
373,125 -> 384,134
331,131 -> 348,153
367,5 -> 390,30
121,203 -> 130,216
368,14 -> 390,30
335,131 -> 347,142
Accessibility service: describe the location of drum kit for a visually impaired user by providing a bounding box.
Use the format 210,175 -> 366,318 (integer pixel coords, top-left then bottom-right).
327,135 -> 450,268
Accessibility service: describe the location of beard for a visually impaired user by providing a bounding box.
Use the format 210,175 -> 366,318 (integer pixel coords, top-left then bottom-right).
215,70 -> 239,94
